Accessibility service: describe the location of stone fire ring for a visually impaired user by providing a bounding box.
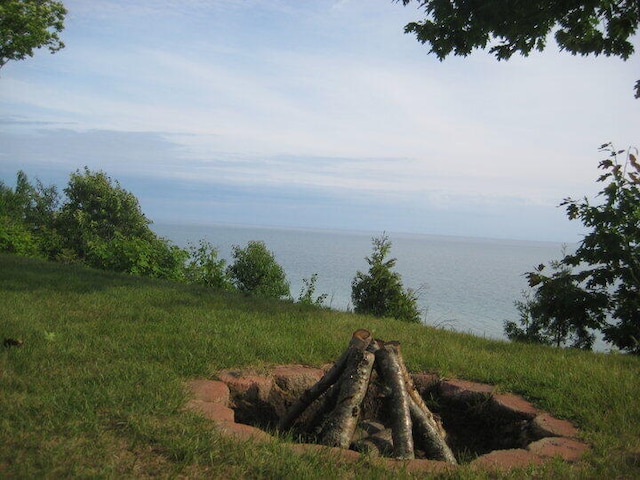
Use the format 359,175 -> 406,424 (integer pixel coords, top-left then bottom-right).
185,365 -> 588,473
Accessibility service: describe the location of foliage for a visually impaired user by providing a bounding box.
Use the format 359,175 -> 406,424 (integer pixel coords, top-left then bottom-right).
507,144 -> 640,354
184,239 -> 232,290
85,232 -> 188,280
0,214 -> 39,256
0,168 -> 188,280
0,171 -> 60,257
351,233 -> 421,323
561,144 -> 640,353
0,0 -> 67,69
52,168 -> 185,279
504,258 -> 607,350
58,168 -> 153,255
397,0 -> 640,96
398,0 -> 639,60
297,273 -> 328,307
227,240 -> 290,299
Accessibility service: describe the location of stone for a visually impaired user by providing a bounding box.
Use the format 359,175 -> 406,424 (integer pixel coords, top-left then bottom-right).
215,421 -> 273,442
527,437 -> 589,462
410,373 -> 439,394
439,378 -> 494,402
491,393 -> 540,420
272,365 -> 325,396
531,413 -> 579,439
217,370 -> 274,404
471,448 -> 545,470
186,365 -> 587,473
185,400 -> 235,423
186,379 -> 230,404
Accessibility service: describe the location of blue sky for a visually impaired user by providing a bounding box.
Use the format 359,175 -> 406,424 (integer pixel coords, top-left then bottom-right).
1,0 -> 638,242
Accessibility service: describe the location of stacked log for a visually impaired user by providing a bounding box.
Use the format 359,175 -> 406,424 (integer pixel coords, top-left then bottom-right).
278,329 -> 457,464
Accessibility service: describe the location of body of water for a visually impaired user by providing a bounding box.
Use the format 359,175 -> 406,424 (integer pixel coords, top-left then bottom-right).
152,222 -> 572,343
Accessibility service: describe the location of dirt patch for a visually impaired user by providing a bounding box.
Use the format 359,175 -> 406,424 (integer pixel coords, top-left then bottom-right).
185,365 -> 588,472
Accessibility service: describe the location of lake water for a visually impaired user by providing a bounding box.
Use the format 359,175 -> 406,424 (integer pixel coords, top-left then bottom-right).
152,222 -> 572,343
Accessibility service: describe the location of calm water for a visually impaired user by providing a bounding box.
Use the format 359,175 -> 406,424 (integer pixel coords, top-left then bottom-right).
152,222 -> 571,343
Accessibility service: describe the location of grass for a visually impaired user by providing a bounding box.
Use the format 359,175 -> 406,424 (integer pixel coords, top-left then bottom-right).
1,253 -> 639,478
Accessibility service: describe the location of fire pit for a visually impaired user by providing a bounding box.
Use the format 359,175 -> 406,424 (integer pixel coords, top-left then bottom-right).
186,329 -> 589,471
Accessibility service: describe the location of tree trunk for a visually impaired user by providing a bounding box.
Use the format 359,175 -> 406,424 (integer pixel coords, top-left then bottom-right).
395,344 -> 458,464
374,341 -> 415,459
305,381 -> 341,439
319,346 -> 375,448
279,329 -> 372,431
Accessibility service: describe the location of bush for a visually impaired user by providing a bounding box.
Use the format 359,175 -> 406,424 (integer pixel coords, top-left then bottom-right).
57,168 -> 154,258
504,260 -> 607,349
86,233 -> 188,280
351,233 -> 421,323
0,215 -> 40,257
297,273 -> 328,307
51,168 -> 187,279
0,171 -> 60,258
0,168 -> 188,280
227,240 -> 290,299
184,240 -> 231,290
506,144 -> 640,353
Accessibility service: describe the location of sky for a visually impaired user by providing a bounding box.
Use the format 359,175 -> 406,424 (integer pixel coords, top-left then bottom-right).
1,0 -> 638,242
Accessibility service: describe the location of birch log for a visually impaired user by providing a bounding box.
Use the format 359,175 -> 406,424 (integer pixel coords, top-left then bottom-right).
374,341 -> 415,459
319,346 -> 375,448
278,329 -> 372,431
394,345 -> 458,464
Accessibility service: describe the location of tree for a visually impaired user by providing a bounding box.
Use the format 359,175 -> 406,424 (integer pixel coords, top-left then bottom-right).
227,240 -> 290,299
58,168 -> 153,257
397,0 -> 640,96
504,258 -> 608,350
0,171 -> 60,257
351,233 -> 421,323
56,167 -> 186,279
506,144 -> 640,353
0,0 -> 67,69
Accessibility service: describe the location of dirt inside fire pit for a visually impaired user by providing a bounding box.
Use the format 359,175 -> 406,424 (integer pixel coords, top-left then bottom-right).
186,364 -> 589,472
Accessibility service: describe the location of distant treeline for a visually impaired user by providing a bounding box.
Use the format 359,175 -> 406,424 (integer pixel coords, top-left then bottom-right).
0,168 -> 420,322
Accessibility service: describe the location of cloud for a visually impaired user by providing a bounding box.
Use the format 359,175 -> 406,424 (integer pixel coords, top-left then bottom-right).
1,0 -> 637,241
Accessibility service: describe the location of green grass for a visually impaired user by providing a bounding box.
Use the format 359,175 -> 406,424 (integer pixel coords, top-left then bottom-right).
1,253 -> 639,478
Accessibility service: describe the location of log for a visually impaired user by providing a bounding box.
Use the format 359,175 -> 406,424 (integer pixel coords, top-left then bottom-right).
351,427 -> 394,457
319,346 -> 375,448
409,398 -> 458,464
394,344 -> 458,464
374,341 -> 415,459
305,381 -> 341,439
278,329 -> 372,431
278,330 -> 457,463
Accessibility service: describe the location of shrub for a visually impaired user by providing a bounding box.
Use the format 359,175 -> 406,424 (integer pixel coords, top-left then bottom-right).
506,144 -> 640,353
297,273 -> 328,307
227,240 -> 290,299
0,215 -> 40,257
184,240 -> 232,290
351,233 -> 421,323
86,233 -> 188,280
504,260 -> 607,349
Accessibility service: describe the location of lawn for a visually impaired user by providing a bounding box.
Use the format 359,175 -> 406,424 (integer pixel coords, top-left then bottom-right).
1,253 -> 639,478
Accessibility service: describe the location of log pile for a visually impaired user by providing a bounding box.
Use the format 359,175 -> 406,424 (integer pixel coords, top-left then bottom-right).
278,329 -> 458,463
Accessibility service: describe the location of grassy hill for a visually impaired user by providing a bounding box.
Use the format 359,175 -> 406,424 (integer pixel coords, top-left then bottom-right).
1,253 -> 639,478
